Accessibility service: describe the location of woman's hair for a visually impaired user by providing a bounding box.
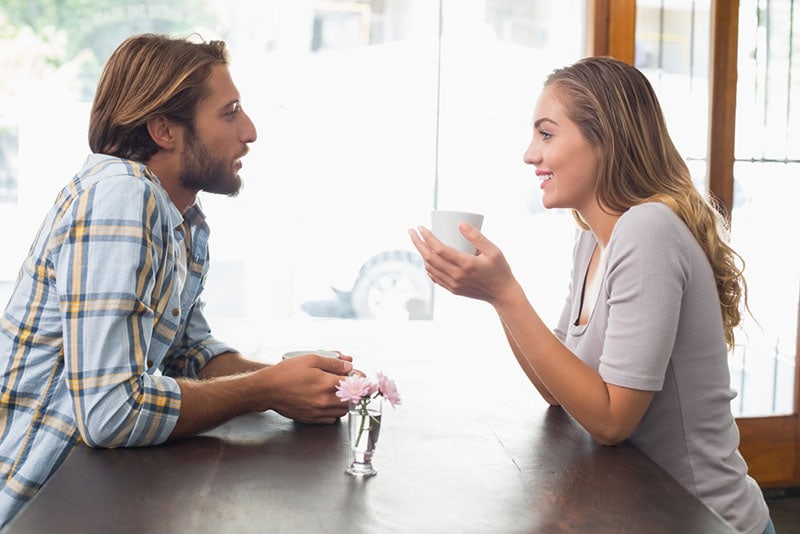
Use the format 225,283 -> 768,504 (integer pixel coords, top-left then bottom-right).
545,56 -> 746,348
89,33 -> 228,162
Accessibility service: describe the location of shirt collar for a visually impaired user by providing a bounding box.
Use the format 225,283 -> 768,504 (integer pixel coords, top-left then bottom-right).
139,166 -> 208,231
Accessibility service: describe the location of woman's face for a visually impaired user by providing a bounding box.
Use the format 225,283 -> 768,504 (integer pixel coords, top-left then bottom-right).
523,85 -> 601,216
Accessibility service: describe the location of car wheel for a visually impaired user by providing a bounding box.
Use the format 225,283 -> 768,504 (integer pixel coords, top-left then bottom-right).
349,250 -> 433,320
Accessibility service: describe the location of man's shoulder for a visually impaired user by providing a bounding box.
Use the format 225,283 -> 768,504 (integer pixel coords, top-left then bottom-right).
53,155 -> 174,225
60,154 -> 173,212
76,154 -> 155,190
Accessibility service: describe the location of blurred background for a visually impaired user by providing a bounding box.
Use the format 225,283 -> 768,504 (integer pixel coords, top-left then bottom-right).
0,0 -> 797,421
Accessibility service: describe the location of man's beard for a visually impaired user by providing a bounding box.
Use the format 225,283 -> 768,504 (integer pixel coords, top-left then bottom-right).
179,130 -> 243,197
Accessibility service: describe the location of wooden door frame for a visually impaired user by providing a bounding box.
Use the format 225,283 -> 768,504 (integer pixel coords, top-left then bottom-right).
586,0 -> 636,62
587,0 -> 800,488
707,0 -> 800,489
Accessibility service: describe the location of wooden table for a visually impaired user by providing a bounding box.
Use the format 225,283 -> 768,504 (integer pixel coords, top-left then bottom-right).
5,345 -> 736,533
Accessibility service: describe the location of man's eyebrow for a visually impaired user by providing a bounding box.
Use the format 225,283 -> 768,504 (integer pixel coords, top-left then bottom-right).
221,99 -> 241,110
533,117 -> 557,128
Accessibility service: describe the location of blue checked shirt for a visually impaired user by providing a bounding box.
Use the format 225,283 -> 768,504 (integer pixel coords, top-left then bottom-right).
0,154 -> 235,526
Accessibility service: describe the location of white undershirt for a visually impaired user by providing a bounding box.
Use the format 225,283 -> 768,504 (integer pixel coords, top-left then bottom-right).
175,235 -> 188,296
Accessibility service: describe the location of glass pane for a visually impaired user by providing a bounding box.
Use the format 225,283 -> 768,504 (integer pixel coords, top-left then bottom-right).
0,0 -> 586,359
434,0 -> 586,328
730,0 -> 800,416
199,1 -> 442,353
635,0 -> 711,185
730,162 -> 799,416
736,0 -> 800,161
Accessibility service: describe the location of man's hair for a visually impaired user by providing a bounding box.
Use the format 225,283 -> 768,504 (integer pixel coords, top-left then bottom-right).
88,33 -> 228,162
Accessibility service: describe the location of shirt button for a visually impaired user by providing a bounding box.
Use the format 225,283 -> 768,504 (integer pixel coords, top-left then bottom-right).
172,308 -> 180,317
147,360 -> 154,367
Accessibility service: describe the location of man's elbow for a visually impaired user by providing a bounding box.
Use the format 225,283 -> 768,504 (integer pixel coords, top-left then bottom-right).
78,399 -> 138,448
79,416 -> 127,448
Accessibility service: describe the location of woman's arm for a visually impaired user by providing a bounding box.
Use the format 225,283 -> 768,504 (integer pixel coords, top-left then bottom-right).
494,280 -> 654,445
500,320 -> 560,406
410,224 -> 654,445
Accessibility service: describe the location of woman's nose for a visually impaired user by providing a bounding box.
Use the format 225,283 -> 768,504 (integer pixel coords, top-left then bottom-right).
522,138 -> 539,165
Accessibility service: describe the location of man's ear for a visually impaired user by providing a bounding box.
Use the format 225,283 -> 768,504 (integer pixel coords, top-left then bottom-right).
146,116 -> 179,150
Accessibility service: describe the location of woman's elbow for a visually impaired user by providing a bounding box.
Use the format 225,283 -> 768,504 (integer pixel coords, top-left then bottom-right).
592,433 -> 626,447
590,423 -> 633,446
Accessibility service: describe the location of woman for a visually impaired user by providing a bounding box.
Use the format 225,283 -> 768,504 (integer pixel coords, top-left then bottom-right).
409,56 -> 772,534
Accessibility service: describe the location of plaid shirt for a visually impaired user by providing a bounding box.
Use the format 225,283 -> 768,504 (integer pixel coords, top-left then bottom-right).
0,154 -> 234,526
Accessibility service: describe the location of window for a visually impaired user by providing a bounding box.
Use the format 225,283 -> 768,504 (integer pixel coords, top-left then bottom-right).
0,0 -> 586,359
636,0 -> 800,416
729,0 -> 800,416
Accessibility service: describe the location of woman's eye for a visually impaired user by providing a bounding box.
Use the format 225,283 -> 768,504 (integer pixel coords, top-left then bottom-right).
539,130 -> 552,140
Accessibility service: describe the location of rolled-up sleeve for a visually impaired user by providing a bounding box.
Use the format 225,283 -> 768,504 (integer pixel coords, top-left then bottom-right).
162,301 -> 237,379
54,175 -> 181,449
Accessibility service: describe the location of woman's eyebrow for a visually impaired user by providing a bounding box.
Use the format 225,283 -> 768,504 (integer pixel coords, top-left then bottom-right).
534,117 -> 557,128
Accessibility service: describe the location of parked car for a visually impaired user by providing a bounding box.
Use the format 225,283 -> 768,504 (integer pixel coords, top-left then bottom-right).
300,249 -> 433,320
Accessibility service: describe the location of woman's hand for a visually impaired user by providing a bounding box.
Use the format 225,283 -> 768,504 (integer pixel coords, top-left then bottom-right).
408,222 -> 518,307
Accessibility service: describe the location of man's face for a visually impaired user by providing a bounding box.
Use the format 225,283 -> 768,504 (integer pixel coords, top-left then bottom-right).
179,64 -> 257,196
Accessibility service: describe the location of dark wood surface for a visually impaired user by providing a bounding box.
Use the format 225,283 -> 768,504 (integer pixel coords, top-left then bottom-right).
5,344 -> 736,533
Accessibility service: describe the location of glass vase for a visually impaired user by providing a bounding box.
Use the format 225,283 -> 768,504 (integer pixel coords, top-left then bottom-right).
346,397 -> 382,477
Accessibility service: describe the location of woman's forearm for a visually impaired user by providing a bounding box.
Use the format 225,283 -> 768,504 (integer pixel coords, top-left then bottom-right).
500,320 -> 560,405
494,284 -> 651,445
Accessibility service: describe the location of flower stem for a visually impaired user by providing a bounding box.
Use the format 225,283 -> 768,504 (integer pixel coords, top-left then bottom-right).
355,405 -> 368,448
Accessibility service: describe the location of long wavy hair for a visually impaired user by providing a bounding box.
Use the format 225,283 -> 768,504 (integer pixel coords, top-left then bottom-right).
545,56 -> 746,348
89,33 -> 228,162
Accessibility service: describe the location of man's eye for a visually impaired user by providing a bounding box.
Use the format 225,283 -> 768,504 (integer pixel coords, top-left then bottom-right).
226,103 -> 241,117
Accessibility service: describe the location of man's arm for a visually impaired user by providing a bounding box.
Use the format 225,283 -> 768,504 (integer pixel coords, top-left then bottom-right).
196,351 -> 270,378
169,354 -> 353,439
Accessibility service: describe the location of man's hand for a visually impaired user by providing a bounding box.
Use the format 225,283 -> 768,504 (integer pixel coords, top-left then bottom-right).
170,354 -> 354,439
253,355 -> 353,424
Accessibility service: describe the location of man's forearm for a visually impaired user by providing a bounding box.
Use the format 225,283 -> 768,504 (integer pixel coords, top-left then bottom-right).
168,354 -> 353,440
168,352 -> 271,439
197,351 -> 270,379
169,371 -> 262,440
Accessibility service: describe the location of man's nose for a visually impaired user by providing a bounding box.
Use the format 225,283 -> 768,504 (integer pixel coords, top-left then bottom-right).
242,111 -> 257,143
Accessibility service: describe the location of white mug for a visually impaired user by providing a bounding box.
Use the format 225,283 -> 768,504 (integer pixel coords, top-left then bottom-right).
281,349 -> 340,360
430,210 -> 484,255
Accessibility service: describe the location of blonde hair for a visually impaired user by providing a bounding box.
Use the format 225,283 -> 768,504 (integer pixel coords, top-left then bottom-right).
545,56 -> 746,348
89,33 -> 228,161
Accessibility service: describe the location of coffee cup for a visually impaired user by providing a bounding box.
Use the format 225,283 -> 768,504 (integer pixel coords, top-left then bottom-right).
282,349 -> 340,360
430,210 -> 484,255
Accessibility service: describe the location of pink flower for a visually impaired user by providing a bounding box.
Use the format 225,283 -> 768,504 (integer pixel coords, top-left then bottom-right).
377,372 -> 401,407
335,375 -> 374,403
337,372 -> 402,408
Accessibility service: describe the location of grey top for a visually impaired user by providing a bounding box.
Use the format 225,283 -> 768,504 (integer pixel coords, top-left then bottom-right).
554,202 -> 769,534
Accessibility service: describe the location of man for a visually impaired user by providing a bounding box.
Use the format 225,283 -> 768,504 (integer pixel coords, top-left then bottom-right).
0,34 -> 353,526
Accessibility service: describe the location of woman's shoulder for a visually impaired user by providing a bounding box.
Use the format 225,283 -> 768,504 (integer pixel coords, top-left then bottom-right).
617,202 -> 687,238
622,201 -> 681,224
609,202 -> 693,260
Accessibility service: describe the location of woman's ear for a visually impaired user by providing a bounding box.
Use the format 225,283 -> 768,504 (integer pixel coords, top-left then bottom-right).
146,116 -> 178,150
